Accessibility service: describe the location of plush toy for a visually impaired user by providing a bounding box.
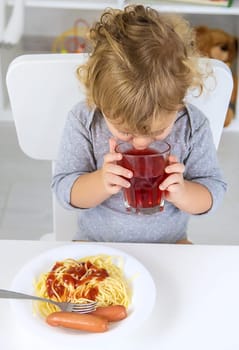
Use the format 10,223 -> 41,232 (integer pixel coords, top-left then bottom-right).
194,25 -> 238,127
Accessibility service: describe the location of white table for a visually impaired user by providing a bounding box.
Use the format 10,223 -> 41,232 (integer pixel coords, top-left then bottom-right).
0,240 -> 239,350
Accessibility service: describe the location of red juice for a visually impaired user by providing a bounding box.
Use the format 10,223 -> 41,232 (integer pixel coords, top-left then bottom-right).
117,147 -> 168,213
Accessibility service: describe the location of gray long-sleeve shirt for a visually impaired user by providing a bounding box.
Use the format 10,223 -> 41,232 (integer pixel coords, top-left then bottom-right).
52,101 -> 227,243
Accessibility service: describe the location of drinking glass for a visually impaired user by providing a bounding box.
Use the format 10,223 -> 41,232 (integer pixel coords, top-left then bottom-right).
116,140 -> 171,214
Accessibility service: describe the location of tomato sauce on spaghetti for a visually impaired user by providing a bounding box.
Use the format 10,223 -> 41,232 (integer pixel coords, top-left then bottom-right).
34,255 -> 131,318
46,261 -> 109,299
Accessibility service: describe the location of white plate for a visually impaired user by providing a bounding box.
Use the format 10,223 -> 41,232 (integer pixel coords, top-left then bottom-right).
10,243 -> 156,346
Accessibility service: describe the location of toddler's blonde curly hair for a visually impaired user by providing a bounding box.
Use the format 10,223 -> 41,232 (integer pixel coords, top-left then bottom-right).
77,5 -> 202,134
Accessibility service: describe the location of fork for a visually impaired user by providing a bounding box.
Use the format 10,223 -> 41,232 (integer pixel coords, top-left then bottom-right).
0,289 -> 97,313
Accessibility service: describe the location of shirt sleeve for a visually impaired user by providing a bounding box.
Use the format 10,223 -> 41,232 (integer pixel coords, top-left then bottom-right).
183,115 -> 227,214
51,108 -> 96,210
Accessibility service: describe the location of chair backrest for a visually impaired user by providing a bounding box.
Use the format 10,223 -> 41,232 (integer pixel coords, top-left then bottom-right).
6,54 -> 233,241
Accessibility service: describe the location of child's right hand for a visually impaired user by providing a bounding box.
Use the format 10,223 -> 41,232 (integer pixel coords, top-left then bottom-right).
101,138 -> 133,195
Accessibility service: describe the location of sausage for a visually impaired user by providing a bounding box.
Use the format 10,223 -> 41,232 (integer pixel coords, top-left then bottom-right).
91,305 -> 127,322
46,311 -> 108,332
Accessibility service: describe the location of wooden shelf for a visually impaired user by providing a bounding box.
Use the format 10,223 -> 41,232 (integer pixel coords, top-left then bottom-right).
6,0 -> 239,14
7,0 -> 120,11
149,1 -> 239,15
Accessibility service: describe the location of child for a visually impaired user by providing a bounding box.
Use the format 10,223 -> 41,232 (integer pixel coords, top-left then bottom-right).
52,5 -> 227,243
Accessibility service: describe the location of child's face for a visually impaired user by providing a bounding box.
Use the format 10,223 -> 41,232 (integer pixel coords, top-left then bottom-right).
104,111 -> 177,150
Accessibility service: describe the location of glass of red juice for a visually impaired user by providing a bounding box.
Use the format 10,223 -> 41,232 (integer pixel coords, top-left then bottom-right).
116,140 -> 171,214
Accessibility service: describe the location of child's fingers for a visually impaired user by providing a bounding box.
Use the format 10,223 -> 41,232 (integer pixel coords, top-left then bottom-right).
103,164 -> 132,193
159,174 -> 175,191
106,164 -> 132,179
107,173 -> 131,189
168,154 -> 178,164
163,183 -> 181,193
109,137 -> 117,153
107,184 -> 123,195
105,138 -> 123,163
159,173 -> 183,191
165,162 -> 185,174
104,152 -> 122,164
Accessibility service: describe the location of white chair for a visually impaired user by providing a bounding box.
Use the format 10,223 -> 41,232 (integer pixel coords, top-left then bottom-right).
6,54 -> 233,241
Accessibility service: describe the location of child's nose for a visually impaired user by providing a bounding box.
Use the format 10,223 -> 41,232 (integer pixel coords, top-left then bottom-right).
132,136 -> 152,149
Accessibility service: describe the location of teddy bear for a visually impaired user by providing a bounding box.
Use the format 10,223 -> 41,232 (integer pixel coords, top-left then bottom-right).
194,25 -> 238,127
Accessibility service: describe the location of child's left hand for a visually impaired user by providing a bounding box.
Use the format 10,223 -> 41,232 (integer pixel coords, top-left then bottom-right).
159,155 -> 186,204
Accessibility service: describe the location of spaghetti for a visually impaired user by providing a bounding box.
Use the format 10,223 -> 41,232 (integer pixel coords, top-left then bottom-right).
34,254 -> 131,317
